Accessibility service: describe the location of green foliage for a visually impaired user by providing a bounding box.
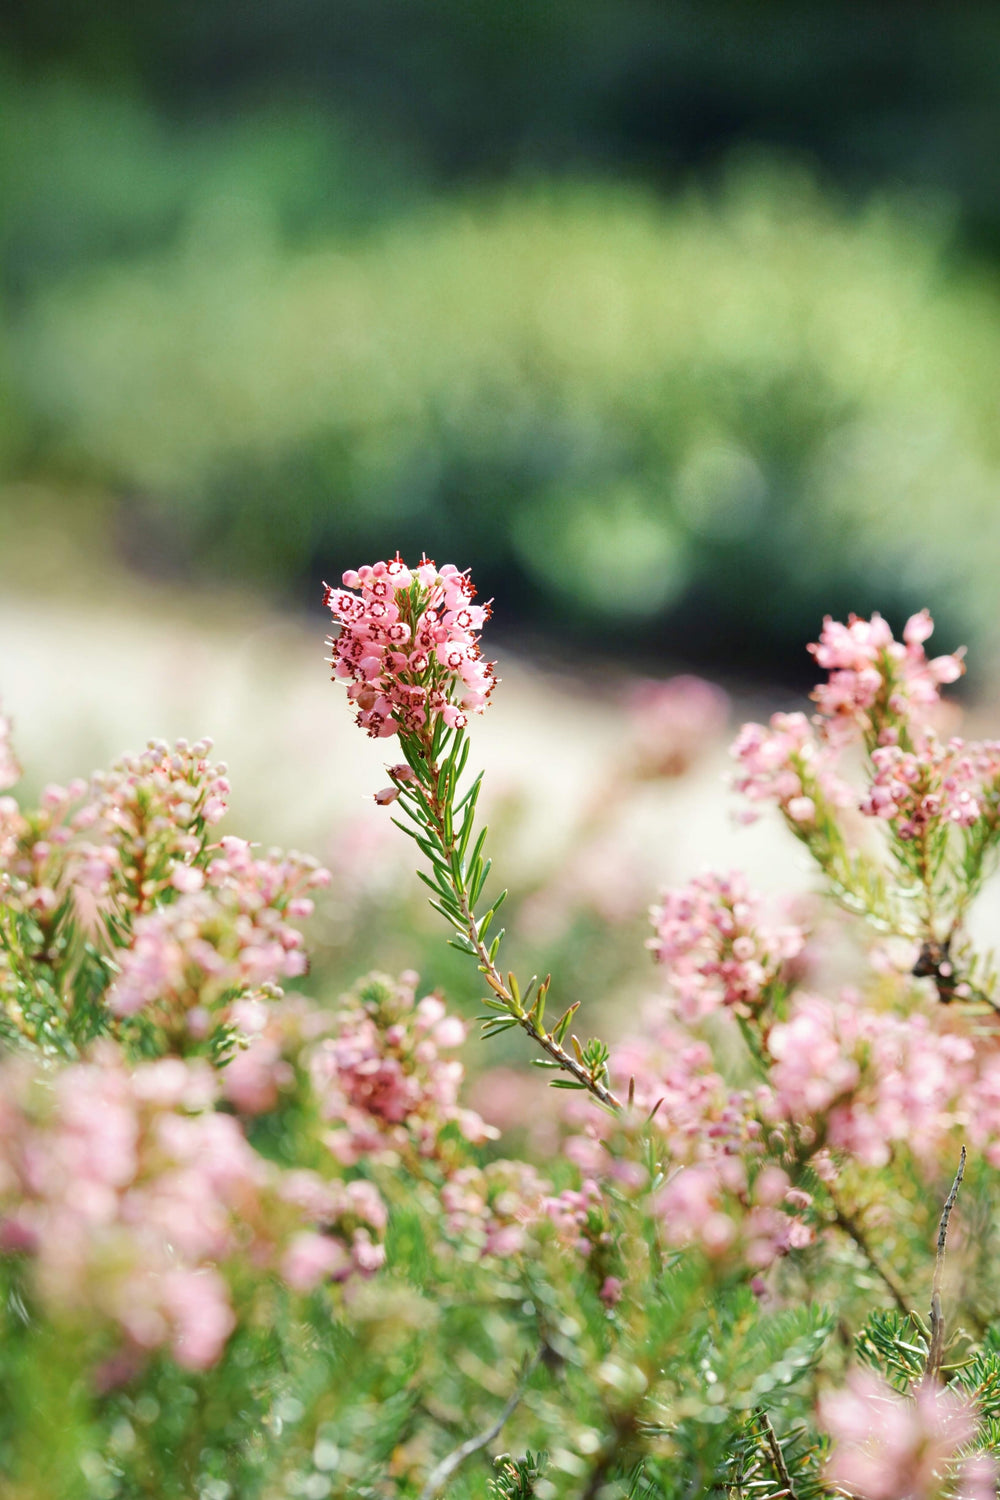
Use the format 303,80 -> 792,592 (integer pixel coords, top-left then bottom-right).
6,148 -> 1000,665
855,1308 -> 930,1390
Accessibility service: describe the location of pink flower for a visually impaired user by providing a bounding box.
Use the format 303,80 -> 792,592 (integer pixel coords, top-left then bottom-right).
324,555 -> 497,740
768,994 -> 974,1168
819,1370 -> 990,1500
108,839 -> 327,1023
731,711 -> 850,822
281,1231 -> 351,1291
808,611 -> 965,738
310,972 -> 496,1164
648,871 -> 804,1020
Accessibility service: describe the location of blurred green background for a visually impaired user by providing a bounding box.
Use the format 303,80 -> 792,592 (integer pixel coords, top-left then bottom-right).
3,0 -> 1000,676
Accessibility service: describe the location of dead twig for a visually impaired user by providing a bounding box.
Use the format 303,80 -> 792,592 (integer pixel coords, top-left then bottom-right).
419,1350 -> 541,1500
924,1145 -> 967,1383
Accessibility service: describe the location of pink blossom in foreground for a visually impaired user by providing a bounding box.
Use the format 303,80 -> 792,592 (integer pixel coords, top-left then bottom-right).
819,1369 -> 992,1500
324,554 -> 497,739
0,1046 -> 385,1371
809,610 -> 965,739
648,871 -> 804,1020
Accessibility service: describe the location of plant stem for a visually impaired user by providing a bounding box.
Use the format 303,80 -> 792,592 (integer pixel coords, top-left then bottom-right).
830,1200 -> 913,1318
413,745 -> 622,1111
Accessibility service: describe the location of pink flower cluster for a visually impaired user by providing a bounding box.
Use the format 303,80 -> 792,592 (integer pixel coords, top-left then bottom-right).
819,1370 -> 995,1500
0,1047 -> 385,1371
655,1158 -> 814,1267
648,871 -> 805,1021
767,993 -> 976,1168
860,738 -> 984,838
0,737 -> 232,923
309,971 -> 497,1164
440,1161 -> 615,1267
808,610 -> 965,737
731,711 -> 848,825
324,555 -> 496,739
108,836 -> 329,1027
564,1019 -> 815,1270
440,1160 -> 550,1257
278,1171 -> 386,1291
222,993 -> 334,1116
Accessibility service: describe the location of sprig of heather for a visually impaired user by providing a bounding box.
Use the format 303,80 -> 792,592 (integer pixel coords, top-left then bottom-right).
731,611 -> 1000,1006
324,555 -> 620,1110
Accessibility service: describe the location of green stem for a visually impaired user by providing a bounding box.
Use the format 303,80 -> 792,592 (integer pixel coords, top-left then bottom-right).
403,731 -> 622,1112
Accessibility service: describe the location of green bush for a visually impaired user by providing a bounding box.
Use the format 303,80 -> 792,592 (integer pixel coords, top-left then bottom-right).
11,162 -> 1000,661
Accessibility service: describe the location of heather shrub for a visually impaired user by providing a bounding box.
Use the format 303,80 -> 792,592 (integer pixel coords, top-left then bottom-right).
4,563 -> 1000,1496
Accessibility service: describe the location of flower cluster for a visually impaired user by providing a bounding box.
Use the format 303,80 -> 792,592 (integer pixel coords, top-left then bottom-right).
766,993 -> 976,1168
819,1370 -> 996,1500
0,737 -> 231,921
309,971 -> 496,1164
730,711 -> 848,825
860,738 -> 984,837
0,1046 -> 385,1371
655,1158 -> 814,1267
108,836 -> 329,1031
222,992 -> 333,1116
648,871 -> 804,1021
324,555 -> 496,739
562,1018 -> 815,1270
83,737 -> 231,903
808,610 -> 965,739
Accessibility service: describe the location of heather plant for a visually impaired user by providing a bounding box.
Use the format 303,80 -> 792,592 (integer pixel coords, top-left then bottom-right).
6,568 -> 1000,1498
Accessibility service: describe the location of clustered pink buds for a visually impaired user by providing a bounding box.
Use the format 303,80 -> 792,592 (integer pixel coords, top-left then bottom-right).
648,871 -> 804,1021
860,738 -> 986,837
819,1370 -> 996,1500
808,609 -> 965,737
108,836 -> 329,1028
309,971 -> 497,1164
0,1046 -> 385,1371
730,711 -> 848,825
324,555 -> 496,738
0,736 -> 233,924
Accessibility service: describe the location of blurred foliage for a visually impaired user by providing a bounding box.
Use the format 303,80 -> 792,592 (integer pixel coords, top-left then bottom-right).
5,5 -> 1000,673
8,0 -> 1000,247
6,123 -> 1000,670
